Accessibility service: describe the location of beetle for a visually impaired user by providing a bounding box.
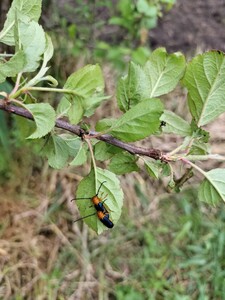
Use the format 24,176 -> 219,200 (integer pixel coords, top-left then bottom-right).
72,181 -> 114,228
72,181 -> 110,212
74,210 -> 114,228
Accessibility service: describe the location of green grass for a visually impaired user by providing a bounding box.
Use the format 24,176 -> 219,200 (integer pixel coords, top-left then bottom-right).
30,186 -> 225,299
115,188 -> 225,300
107,188 -> 225,299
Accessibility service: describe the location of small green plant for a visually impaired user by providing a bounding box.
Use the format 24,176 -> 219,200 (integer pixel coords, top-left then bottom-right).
109,0 -> 176,44
1,0 -> 225,234
97,0 -> 176,67
50,0 -> 176,70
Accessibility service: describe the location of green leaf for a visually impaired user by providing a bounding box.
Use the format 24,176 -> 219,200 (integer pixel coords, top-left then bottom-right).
64,64 -> 104,98
108,17 -> 128,28
70,144 -> 88,166
42,135 -> 69,169
62,64 -> 105,124
161,162 -> 171,177
116,62 -> 150,112
160,110 -> 192,136
83,94 -> 110,117
0,0 -> 42,46
183,51 -> 225,126
59,134 -> 82,156
187,122 -> 210,155
117,0 -> 134,17
191,122 -> 210,142
145,159 -> 172,179
24,103 -> 56,139
109,98 -> 164,142
68,99 -> 84,124
26,33 -> 54,86
137,0 -> 157,17
144,159 -> 160,179
58,93 -> 104,124
19,18 -> 46,72
44,134 -> 87,168
160,0 -> 176,3
109,152 -> 139,175
131,46 -> 151,66
145,16 -> 158,30
144,48 -> 186,98
15,116 -> 37,140
0,50 -> 26,83
95,118 -> 116,132
42,34 -> 54,67
188,140 -> 210,155
94,141 -> 122,162
116,49 -> 185,112
94,142 -> 112,161
75,168 -> 124,234
56,98 -> 71,118
198,169 -> 225,206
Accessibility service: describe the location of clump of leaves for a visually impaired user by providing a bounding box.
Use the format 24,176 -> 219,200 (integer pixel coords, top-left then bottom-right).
1,0 -> 225,234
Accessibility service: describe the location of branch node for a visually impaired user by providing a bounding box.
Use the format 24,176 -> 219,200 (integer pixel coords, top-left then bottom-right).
79,128 -> 87,140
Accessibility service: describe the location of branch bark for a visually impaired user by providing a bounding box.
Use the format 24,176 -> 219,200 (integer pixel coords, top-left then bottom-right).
0,103 -> 163,160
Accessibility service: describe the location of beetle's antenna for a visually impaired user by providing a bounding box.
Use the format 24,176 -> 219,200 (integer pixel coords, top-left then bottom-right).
71,197 -> 91,202
96,181 -> 107,196
74,212 -> 96,222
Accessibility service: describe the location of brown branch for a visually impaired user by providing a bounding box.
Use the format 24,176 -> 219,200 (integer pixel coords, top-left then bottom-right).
0,103 -> 163,160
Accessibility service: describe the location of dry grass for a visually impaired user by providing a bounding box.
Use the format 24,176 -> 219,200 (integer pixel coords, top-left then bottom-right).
0,156 -> 141,299
1,62 -> 225,299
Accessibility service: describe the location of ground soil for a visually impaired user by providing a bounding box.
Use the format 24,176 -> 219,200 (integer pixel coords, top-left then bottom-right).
1,0 -> 225,54
150,0 -> 225,54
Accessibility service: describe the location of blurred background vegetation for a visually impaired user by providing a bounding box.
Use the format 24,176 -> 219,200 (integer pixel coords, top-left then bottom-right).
1,0 -> 225,299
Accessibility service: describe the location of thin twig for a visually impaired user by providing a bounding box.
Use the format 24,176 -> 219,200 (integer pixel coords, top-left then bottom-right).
0,102 -> 163,160
9,72 -> 22,96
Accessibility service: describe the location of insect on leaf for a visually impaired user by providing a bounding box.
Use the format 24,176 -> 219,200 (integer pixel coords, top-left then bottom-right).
75,168 -> 123,234
109,98 -> 164,142
160,110 -> 192,137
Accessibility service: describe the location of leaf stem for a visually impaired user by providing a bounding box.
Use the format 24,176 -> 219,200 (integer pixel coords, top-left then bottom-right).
180,157 -> 206,176
84,137 -> 97,178
10,73 -> 22,96
10,86 -> 83,99
186,154 -> 225,161
0,54 -> 14,57
168,144 -> 184,156
0,21 -> 15,40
